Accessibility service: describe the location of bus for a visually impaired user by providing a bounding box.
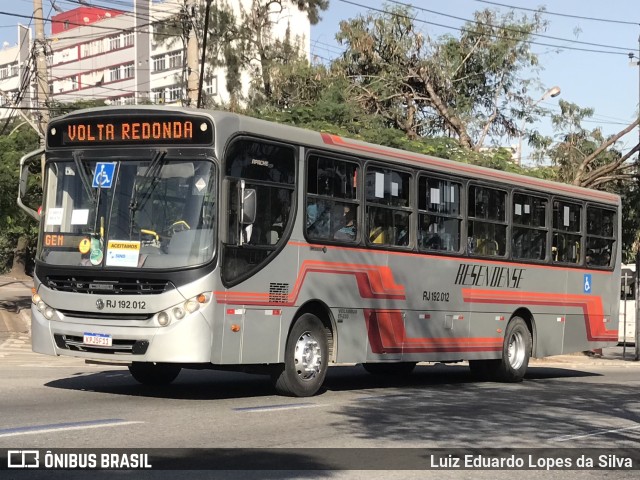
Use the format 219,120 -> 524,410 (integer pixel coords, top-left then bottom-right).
18,106 -> 621,397
619,263 -> 636,344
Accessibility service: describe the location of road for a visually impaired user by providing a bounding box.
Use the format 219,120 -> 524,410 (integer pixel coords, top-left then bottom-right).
1,337 -> 640,479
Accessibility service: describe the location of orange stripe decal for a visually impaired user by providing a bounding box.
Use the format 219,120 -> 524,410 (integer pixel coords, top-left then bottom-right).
462,289 -> 617,341
364,309 -> 503,354
215,260 -> 405,305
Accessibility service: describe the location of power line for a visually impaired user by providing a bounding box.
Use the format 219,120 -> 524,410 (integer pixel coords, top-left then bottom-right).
337,0 -> 633,57
474,0 -> 640,27
388,0 -> 636,53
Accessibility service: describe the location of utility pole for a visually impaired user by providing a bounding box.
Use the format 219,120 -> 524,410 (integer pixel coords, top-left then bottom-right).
186,0 -> 199,107
634,35 -> 640,362
33,0 -> 49,142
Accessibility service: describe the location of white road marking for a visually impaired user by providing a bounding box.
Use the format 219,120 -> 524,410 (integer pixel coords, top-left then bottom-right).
552,424 -> 640,442
0,420 -> 144,438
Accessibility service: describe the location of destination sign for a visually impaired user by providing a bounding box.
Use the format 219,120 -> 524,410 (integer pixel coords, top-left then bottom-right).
47,114 -> 214,147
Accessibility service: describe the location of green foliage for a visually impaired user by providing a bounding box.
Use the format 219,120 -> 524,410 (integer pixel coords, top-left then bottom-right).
48,99 -> 108,118
0,121 -> 41,273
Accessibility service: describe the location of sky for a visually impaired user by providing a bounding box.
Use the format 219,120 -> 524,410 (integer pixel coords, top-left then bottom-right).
1,0 -> 639,164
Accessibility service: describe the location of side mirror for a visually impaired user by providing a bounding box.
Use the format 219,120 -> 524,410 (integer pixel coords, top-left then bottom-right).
17,147 -> 43,221
241,188 -> 256,224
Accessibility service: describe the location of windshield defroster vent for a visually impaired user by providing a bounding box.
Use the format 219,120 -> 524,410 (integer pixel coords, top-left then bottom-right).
46,276 -> 173,295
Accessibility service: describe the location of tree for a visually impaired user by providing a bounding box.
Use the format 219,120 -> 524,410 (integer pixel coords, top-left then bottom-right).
0,121 -> 40,276
333,5 -> 548,150
153,0 -> 328,108
532,99 -> 640,189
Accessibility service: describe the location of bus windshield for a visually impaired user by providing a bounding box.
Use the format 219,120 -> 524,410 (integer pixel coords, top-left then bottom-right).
38,153 -> 216,269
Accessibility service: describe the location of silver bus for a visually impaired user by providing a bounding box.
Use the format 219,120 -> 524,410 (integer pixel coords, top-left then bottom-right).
18,106 -> 621,397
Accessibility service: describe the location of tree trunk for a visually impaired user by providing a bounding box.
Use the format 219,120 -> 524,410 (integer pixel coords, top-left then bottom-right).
10,236 -> 29,279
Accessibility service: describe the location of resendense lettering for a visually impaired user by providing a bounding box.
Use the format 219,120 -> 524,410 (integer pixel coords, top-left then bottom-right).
66,121 -> 193,142
454,263 -> 525,289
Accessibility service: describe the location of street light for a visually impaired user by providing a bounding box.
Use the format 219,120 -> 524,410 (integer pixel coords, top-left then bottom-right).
517,85 -> 561,165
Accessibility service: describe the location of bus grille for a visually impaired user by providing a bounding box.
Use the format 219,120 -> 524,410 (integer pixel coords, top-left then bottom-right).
45,276 -> 173,295
58,310 -> 154,321
54,334 -> 148,355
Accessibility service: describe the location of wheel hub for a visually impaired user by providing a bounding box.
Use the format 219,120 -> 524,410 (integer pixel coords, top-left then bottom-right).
507,330 -> 525,370
294,331 -> 322,380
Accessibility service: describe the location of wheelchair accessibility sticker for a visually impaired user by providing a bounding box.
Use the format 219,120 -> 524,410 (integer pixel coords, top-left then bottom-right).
584,274 -> 592,294
92,162 -> 116,188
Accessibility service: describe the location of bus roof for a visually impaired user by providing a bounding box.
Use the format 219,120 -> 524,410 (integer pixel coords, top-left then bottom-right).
52,106 -> 621,206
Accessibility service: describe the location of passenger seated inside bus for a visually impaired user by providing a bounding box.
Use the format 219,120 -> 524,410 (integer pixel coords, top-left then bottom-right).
334,205 -> 357,241
307,201 -> 331,239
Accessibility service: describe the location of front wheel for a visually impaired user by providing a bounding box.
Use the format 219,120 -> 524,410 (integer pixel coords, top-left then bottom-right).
272,313 -> 329,397
128,362 -> 181,386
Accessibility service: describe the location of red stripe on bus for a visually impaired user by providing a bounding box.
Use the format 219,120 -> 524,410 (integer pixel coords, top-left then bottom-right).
462,289 -> 617,342
215,260 -> 406,304
364,309 -> 503,354
320,133 -> 618,203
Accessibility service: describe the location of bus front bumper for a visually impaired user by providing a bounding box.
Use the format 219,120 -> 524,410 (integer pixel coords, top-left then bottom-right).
31,306 -> 213,363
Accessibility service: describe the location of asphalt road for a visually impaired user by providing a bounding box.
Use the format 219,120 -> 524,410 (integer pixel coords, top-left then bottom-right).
1,339 -> 640,479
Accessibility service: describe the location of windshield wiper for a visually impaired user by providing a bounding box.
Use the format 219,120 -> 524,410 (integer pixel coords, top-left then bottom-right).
72,151 -> 97,207
128,149 -> 167,238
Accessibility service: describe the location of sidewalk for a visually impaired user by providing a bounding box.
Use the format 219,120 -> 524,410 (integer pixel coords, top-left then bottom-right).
531,345 -> 640,367
0,274 -> 33,337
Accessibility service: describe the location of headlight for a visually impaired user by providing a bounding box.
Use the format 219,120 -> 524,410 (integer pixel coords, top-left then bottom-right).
185,300 -> 199,314
172,307 -> 186,320
157,311 -> 170,326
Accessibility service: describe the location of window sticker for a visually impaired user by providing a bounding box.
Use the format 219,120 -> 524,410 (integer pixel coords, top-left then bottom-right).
195,177 -> 207,191
564,206 -> 570,227
391,182 -> 399,197
92,162 -> 116,189
71,209 -> 89,225
46,208 -> 63,226
106,240 -> 141,268
375,172 -> 384,198
450,185 -> 455,202
524,204 -> 530,214
515,204 -> 522,216
430,188 -> 441,205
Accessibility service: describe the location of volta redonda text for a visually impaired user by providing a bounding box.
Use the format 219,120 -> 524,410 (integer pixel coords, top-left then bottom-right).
66,120 -> 194,142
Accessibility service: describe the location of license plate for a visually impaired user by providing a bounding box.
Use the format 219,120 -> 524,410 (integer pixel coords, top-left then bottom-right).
83,332 -> 112,347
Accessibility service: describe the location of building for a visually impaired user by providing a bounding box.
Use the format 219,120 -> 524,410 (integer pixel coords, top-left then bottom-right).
0,25 -> 32,121
1,0 -> 311,123
47,0 -> 311,107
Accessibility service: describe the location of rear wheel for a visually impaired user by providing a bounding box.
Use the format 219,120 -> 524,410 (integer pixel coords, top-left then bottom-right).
272,313 -> 328,397
128,362 -> 181,386
362,362 -> 416,376
470,317 -> 531,382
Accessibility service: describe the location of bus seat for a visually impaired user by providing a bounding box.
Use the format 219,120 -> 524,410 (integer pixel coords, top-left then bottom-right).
370,226 -> 386,244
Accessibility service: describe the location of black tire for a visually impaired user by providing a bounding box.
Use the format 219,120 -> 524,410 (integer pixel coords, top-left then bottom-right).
362,362 -> 416,376
272,313 -> 329,397
484,317 -> 532,382
128,362 -> 181,386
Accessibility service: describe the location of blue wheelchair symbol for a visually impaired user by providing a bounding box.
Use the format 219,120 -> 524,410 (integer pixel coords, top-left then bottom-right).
92,162 -> 116,189
583,274 -> 592,294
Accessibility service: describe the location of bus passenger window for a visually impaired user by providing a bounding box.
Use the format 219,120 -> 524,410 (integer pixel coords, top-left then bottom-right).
306,155 -> 359,244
